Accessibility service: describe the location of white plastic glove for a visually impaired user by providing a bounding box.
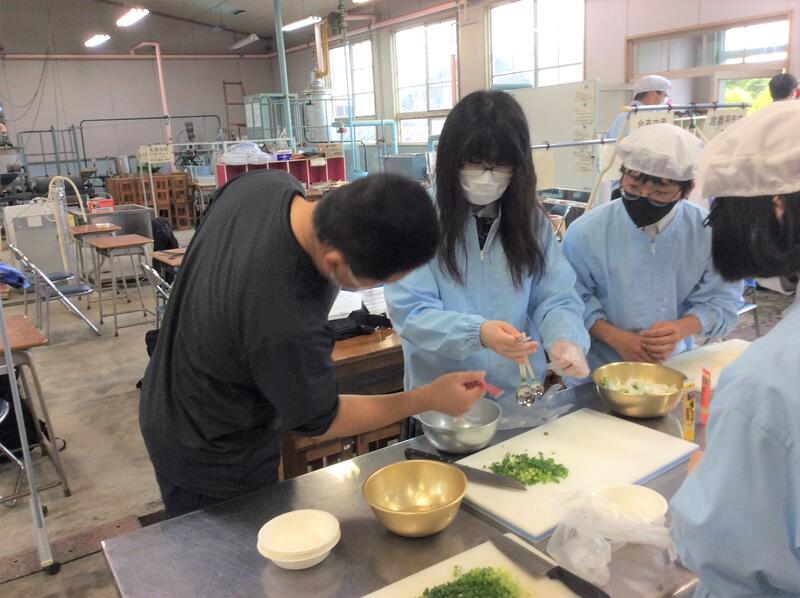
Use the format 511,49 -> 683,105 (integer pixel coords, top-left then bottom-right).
548,340 -> 590,379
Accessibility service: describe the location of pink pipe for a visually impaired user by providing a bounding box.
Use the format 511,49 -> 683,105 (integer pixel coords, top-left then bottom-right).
131,42 -> 172,145
4,54 -> 273,60
343,14 -> 376,24
269,1 -> 458,57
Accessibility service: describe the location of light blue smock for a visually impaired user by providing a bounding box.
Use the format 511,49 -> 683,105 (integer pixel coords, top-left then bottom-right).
560,199 -> 742,375
670,295 -> 800,597
384,212 -> 589,428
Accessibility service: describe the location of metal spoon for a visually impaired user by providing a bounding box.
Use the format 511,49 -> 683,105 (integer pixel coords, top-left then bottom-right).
516,361 -> 536,406
524,357 -> 545,399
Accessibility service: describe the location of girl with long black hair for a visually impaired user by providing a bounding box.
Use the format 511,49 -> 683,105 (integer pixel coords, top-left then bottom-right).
385,90 -> 589,428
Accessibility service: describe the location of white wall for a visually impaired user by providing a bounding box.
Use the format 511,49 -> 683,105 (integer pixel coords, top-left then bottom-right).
586,0 -> 800,83
1,0 -> 274,166
3,58 -> 273,161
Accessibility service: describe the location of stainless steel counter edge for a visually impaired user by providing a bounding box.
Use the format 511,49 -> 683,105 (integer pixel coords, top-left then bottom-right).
103,384 -> 702,598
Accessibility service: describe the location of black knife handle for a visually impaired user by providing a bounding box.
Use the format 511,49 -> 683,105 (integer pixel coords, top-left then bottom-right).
404,448 -> 449,463
547,566 -> 611,598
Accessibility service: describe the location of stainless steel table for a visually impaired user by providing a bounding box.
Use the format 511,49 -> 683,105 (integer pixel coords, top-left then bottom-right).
103,384 -> 703,597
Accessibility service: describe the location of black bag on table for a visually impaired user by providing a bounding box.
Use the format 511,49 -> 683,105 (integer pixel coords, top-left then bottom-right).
330,307 -> 391,341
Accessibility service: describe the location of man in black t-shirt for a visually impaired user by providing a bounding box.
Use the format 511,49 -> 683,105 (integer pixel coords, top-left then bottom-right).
140,170 -> 487,517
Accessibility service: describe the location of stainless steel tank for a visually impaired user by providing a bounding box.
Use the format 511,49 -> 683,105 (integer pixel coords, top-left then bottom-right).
301,77 -> 337,144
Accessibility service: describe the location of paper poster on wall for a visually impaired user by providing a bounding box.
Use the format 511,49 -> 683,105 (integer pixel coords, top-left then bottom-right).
572,83 -> 595,176
700,108 -> 747,140
532,149 -> 556,190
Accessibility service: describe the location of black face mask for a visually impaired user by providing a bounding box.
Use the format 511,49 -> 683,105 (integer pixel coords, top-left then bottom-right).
621,189 -> 679,228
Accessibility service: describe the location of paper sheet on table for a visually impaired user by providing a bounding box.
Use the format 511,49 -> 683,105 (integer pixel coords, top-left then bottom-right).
361,286 -> 388,316
532,149 -> 556,190
328,290 -> 363,320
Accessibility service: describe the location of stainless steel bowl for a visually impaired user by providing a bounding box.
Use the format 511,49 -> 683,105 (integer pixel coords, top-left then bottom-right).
417,398 -> 501,453
593,361 -> 689,419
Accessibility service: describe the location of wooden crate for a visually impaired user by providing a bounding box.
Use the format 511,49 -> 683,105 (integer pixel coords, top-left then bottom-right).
170,198 -> 194,230
168,173 -> 190,203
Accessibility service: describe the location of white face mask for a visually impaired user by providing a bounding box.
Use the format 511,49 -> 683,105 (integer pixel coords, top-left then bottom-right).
460,169 -> 512,206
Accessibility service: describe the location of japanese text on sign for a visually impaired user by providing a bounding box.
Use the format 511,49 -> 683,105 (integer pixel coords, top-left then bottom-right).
702,108 -> 747,140
137,144 -> 174,164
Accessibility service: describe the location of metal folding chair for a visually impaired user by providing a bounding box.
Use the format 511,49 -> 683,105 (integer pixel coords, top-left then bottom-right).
9,245 -> 100,337
141,264 -> 171,328
8,245 -> 73,320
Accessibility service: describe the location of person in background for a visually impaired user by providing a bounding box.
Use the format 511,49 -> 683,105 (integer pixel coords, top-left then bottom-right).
384,91 -> 590,429
561,124 -> 742,377
670,100 -> 800,597
140,171 -> 488,518
606,75 -> 672,144
769,72 -> 798,101
756,73 -> 800,296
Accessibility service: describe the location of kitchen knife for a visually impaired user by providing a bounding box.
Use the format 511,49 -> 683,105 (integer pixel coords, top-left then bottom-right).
490,534 -> 611,598
404,448 -> 527,491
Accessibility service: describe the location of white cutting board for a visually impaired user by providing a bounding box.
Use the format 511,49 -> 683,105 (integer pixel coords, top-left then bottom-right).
664,339 -> 750,390
457,408 -> 697,542
363,533 -> 577,597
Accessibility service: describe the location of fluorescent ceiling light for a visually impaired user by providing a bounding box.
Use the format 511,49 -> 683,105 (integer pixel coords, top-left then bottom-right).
352,0 -> 372,3
84,34 -> 111,48
116,7 -> 149,27
282,16 -> 322,32
230,33 -> 260,50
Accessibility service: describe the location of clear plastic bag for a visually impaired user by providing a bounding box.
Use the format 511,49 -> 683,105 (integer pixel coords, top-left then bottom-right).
496,382 -> 571,429
546,493 -> 678,596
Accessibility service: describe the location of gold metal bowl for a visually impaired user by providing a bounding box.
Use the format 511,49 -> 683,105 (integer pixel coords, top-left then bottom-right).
592,361 -> 689,419
362,460 -> 467,538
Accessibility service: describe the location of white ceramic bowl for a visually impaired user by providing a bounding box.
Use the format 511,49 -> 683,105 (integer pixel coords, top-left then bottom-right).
258,530 -> 341,570
257,510 -> 341,569
592,484 -> 668,523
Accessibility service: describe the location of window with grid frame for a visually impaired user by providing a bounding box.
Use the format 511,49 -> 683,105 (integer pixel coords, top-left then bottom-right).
490,0 -> 584,88
394,19 -> 458,144
328,39 -> 377,144
629,16 -> 790,78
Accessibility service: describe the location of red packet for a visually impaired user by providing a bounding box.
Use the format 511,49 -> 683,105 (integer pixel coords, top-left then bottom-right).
464,380 -> 504,398
482,381 -> 504,399
700,367 -> 711,425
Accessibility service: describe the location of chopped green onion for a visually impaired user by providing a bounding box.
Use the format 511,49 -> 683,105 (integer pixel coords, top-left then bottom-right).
487,451 -> 569,485
421,566 -> 521,598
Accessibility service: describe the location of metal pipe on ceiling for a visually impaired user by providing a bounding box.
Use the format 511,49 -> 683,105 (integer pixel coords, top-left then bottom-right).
273,0 -> 295,149
130,42 -> 173,146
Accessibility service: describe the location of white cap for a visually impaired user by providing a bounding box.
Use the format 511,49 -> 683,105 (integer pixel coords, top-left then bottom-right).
695,101 -> 800,198
618,123 -> 703,181
633,75 -> 672,97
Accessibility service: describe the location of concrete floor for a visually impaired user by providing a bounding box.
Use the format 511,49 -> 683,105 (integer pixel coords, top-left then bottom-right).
0,267 -> 792,597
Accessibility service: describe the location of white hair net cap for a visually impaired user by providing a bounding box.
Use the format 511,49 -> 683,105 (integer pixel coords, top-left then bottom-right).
618,123 -> 703,181
695,101 -> 800,198
633,75 -> 672,97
